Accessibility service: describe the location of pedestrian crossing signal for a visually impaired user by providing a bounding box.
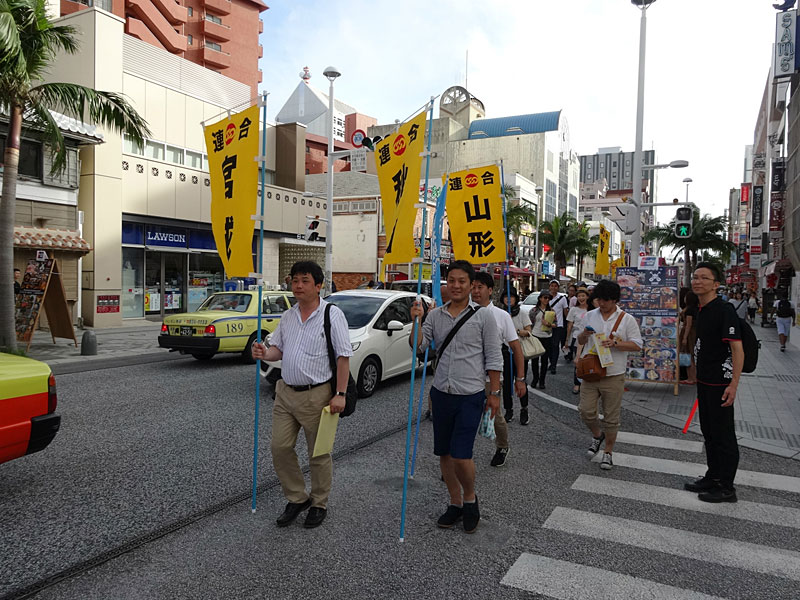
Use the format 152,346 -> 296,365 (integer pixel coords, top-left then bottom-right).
674,207 -> 692,239
306,217 -> 320,242
361,135 -> 382,151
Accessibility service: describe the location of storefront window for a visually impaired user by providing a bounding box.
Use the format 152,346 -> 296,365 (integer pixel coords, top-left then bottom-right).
122,248 -> 144,318
188,253 -> 224,311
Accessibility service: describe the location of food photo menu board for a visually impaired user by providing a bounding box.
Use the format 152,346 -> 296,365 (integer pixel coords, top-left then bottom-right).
616,266 -> 679,390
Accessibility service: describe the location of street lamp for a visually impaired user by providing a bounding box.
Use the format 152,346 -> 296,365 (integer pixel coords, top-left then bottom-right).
534,184 -> 543,290
323,65 -> 341,293
683,177 -> 693,204
629,0 -> 658,260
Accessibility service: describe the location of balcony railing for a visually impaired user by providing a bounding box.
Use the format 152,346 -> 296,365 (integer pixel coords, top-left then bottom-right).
203,0 -> 231,15
203,46 -> 231,68
202,19 -> 231,42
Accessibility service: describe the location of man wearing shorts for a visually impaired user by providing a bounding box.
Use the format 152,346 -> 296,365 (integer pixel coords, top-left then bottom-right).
410,260 -> 501,533
774,293 -> 796,352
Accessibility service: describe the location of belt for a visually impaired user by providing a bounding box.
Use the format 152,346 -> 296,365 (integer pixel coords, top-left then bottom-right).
287,382 -> 328,392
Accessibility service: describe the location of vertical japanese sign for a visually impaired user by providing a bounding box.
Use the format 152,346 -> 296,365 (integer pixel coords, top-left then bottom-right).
445,164 -> 506,264
617,267 -> 679,384
375,111 -> 427,265
751,185 -> 764,228
204,105 -> 259,277
595,224 -> 610,276
740,183 -> 751,205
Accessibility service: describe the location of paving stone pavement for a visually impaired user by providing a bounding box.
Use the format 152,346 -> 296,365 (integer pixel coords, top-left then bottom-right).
18,318 -> 800,459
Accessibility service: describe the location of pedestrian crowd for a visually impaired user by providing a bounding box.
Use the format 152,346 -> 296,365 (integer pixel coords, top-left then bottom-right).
251,258 -> 776,533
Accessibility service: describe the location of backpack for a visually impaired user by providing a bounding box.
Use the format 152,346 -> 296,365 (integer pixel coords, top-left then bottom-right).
738,315 -> 759,374
776,299 -> 793,319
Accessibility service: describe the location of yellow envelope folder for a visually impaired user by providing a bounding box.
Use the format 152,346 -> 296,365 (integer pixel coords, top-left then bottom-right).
312,406 -> 340,457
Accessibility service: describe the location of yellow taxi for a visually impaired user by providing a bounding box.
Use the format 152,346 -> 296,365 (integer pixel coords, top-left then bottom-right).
158,290 -> 295,361
0,353 -> 60,466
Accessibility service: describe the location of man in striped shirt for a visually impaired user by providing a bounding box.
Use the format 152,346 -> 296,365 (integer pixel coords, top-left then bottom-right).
252,261 -> 352,529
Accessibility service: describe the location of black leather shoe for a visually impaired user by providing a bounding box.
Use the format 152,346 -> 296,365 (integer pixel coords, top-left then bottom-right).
683,476 -> 718,493
303,506 -> 327,528
276,499 -> 311,527
698,486 -> 737,503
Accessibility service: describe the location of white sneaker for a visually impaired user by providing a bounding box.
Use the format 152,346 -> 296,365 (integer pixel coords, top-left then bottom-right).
600,452 -> 613,470
587,433 -> 605,458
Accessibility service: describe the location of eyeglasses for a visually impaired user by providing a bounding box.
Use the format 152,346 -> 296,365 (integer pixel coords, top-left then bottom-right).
691,275 -> 715,282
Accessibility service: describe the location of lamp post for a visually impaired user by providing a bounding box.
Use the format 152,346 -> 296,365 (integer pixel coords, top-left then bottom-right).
630,159 -> 688,258
323,65 -> 341,293
683,177 -> 692,204
534,184 -> 543,290
629,0 -> 657,260
682,177 -> 692,284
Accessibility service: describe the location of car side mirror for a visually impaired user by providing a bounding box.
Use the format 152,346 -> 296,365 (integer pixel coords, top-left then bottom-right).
387,320 -> 404,336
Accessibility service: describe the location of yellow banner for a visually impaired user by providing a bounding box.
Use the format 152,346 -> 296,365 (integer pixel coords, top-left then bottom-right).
375,110 -> 427,266
596,224 -> 611,276
446,164 -> 506,264
610,257 -> 625,280
204,105 -> 259,277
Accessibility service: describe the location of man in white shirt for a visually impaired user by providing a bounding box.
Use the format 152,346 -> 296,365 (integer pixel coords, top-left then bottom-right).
471,272 -> 528,468
576,280 -> 642,471
547,280 -> 569,374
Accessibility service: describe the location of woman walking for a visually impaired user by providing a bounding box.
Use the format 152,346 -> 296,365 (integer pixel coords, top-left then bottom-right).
564,287 -> 590,394
501,289 -> 532,424
528,291 -> 554,389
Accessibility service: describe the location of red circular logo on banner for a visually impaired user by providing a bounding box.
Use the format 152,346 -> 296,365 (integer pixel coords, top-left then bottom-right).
225,123 -> 236,145
465,173 -> 479,187
392,135 -> 407,156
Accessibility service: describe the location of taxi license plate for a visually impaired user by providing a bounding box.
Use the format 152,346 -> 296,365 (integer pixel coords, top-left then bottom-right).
180,326 -> 194,336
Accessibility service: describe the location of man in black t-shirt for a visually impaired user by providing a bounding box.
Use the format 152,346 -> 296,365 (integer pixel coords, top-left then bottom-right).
683,262 -> 744,503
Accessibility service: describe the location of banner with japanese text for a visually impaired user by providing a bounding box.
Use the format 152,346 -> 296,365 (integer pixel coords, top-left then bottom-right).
204,105 -> 259,277
375,111 -> 427,266
595,224 -> 610,276
446,164 -> 506,264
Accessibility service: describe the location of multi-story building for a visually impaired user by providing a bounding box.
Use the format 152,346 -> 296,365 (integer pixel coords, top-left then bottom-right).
41,7 -> 319,327
579,147 -> 656,199
54,0 -> 267,95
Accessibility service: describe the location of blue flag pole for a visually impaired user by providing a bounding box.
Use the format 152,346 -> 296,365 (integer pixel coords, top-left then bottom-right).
399,97 -> 435,543
251,93 -> 268,513
410,180 -> 447,478
500,161 -> 515,393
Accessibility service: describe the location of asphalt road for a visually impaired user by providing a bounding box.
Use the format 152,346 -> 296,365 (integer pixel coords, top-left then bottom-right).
2,356 -> 800,599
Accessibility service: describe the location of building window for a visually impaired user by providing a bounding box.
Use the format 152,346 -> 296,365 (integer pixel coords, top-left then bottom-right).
186,150 -> 203,169
612,161 -> 617,167
187,6 -> 193,16
205,41 -> 222,52
625,170 -> 630,177
123,134 -> 144,156
205,13 -> 222,24
187,34 -> 193,45
600,162 -> 604,168
167,145 -> 184,165
145,140 -> 165,161
625,160 -> 630,166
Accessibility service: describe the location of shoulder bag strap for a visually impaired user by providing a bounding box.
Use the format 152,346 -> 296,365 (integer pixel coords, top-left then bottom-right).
610,310 -> 626,336
324,303 -> 338,394
436,306 -> 478,361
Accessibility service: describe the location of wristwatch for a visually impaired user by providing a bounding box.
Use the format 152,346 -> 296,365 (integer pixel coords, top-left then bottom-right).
515,376 -> 525,382
336,391 -> 346,397
489,389 -> 502,397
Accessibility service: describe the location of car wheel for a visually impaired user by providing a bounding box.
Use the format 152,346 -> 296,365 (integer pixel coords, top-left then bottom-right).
191,352 -> 214,360
357,356 -> 381,398
242,332 -> 266,363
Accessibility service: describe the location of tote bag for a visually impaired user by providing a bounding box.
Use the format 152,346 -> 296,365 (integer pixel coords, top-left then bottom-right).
520,335 -> 546,358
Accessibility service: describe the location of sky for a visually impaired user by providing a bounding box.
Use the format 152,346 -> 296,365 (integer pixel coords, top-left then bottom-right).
260,0 -> 779,226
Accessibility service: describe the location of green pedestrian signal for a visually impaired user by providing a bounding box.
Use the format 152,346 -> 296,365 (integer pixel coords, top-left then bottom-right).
675,207 -> 692,238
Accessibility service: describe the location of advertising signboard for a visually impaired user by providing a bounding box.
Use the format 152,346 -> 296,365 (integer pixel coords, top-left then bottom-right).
774,9 -> 797,80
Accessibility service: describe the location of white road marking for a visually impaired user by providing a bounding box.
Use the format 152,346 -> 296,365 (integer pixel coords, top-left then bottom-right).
544,507 -> 800,581
572,475 -> 800,529
501,553 -> 723,600
589,451 -> 800,493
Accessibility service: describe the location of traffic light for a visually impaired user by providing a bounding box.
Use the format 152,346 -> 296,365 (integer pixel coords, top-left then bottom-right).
361,135 -> 382,151
675,207 -> 692,238
306,216 -> 320,242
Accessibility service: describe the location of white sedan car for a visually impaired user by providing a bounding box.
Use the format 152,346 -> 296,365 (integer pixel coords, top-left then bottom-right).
261,290 -> 432,397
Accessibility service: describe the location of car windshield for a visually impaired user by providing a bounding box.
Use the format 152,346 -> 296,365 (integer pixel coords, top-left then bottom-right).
325,294 -> 386,329
198,294 -> 251,312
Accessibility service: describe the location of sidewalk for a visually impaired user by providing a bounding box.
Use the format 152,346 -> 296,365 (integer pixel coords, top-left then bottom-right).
19,318 -> 800,459
623,324 -> 800,460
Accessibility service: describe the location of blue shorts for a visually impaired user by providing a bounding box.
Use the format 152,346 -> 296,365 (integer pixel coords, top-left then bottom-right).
431,386 -> 485,459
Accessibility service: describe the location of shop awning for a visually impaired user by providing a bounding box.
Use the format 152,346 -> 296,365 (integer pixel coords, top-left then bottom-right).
14,226 -> 92,253
507,266 -> 535,276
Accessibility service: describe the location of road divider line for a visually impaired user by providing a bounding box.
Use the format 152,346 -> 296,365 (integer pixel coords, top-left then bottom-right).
544,507 -> 800,582
572,475 -> 800,529
501,553 -> 723,600
589,452 -> 800,493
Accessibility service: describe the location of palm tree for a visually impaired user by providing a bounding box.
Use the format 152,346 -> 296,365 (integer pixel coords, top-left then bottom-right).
644,206 -> 736,286
0,0 -> 150,351
538,212 -> 584,276
573,223 -> 598,281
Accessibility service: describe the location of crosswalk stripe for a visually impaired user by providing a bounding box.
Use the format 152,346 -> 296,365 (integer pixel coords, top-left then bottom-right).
544,507 -> 800,582
530,388 -> 702,452
590,451 -> 800,493
501,553 -> 723,600
572,475 -> 800,530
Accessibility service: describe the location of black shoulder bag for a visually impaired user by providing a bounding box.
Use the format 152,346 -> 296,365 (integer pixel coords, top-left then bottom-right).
432,306 -> 480,370
324,303 -> 358,418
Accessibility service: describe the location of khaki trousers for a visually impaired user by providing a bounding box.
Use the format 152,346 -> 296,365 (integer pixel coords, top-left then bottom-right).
486,383 -> 509,449
271,380 -> 333,508
578,373 -> 625,434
